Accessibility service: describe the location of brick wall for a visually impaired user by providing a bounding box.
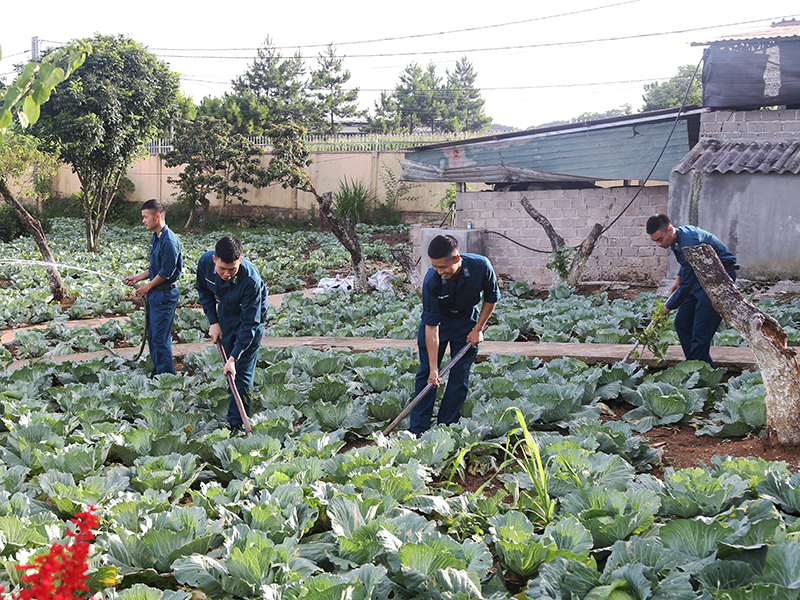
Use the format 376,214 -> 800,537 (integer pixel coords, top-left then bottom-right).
700,108 -> 800,139
420,186 -> 671,286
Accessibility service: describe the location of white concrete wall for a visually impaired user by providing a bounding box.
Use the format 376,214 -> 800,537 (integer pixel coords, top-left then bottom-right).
51,150 -> 453,218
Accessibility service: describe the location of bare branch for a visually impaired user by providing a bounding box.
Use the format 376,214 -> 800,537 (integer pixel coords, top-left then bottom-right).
520,196 -> 564,250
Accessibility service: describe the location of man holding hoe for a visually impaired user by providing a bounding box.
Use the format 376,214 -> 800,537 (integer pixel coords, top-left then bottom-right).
196,237 -> 268,433
411,234 -> 499,435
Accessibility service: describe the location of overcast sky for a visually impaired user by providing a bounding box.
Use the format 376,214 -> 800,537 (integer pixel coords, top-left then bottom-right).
2,0 -> 799,130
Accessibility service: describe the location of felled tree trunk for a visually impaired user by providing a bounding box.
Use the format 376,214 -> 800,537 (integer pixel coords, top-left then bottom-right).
683,244 -> 800,448
519,197 -> 603,287
312,188 -> 368,293
389,248 -> 422,298
0,178 -> 67,301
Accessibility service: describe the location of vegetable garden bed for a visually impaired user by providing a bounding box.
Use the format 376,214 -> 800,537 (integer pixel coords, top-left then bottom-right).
1,218 -> 799,599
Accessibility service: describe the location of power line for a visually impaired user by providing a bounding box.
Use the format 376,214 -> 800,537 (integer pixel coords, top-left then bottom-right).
0,49 -> 30,62
150,15 -> 798,61
183,76 -> 685,93
150,0 -> 644,51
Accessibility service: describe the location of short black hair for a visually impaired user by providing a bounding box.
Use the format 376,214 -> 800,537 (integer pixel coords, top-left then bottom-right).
141,199 -> 166,215
215,237 -> 243,264
427,234 -> 459,260
646,213 -> 672,235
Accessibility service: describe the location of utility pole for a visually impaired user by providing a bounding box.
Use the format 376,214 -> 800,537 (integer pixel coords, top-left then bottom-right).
31,37 -> 40,60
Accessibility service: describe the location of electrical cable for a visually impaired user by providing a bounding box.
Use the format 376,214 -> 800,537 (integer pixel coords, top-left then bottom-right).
477,56 -> 703,254
599,56 -> 703,235
481,230 -> 553,254
147,16 -> 797,61
150,1 -> 644,52
439,202 -> 456,227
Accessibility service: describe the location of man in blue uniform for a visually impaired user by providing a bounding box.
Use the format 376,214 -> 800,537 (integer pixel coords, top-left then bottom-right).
411,234 -> 499,435
646,214 -> 738,366
196,237 -> 268,431
123,199 -> 182,376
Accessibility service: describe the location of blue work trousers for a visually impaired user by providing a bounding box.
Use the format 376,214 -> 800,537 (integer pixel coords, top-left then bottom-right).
673,270 -> 736,367
220,323 -> 264,426
147,287 -> 179,376
411,336 -> 478,435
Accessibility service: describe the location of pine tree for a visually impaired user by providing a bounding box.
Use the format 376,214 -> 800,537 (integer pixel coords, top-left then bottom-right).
394,62 -> 442,133
367,59 -> 490,134
442,57 -> 491,132
228,36 -> 310,133
366,91 -> 401,133
309,44 -> 364,135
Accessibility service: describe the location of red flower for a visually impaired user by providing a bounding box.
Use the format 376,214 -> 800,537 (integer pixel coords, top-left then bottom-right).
10,506 -> 99,600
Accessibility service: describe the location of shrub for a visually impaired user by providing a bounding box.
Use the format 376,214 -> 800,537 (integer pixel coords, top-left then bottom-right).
104,177 -> 140,225
333,177 -> 378,224
43,192 -> 84,219
372,163 -> 419,225
0,202 -> 51,242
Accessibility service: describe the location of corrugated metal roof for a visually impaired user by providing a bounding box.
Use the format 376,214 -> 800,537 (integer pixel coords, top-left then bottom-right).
402,108 -> 704,183
405,106 -> 704,152
673,139 -> 800,174
693,19 -> 800,45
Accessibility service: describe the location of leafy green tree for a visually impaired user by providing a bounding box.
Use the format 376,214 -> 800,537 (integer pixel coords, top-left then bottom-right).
309,44 -> 364,135
34,34 -> 180,252
0,41 -> 88,299
641,65 -> 702,111
163,116 -> 270,227
224,36 -> 310,134
160,92 -> 197,137
575,104 -> 632,122
198,90 -> 270,136
441,57 -> 491,132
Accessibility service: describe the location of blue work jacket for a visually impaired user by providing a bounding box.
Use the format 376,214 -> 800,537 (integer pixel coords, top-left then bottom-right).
420,253 -> 500,342
195,251 -> 268,360
667,225 -> 737,310
149,226 -> 182,284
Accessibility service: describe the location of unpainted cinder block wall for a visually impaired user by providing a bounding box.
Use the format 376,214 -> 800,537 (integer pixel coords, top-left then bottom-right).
457,186 -> 669,286
414,186 -> 670,287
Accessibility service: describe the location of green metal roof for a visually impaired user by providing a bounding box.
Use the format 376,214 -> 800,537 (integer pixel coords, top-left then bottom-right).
401,107 -> 704,183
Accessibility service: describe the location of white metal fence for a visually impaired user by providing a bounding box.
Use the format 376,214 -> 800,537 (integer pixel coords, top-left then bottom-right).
145,131 -> 489,155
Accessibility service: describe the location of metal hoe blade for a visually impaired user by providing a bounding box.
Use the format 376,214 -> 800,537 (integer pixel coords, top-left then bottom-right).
216,341 -> 253,437
383,328 -> 485,436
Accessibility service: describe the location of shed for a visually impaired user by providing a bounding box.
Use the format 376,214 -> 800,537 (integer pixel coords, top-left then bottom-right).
401,107 -> 704,185
402,108 -> 704,285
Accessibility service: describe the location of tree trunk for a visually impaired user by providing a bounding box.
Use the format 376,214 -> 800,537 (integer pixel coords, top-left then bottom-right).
520,196 -> 603,287
389,247 -> 423,298
566,223 -> 604,288
312,188 -> 369,293
0,178 -> 67,301
199,195 -> 210,228
683,244 -> 800,448
184,201 -> 195,229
